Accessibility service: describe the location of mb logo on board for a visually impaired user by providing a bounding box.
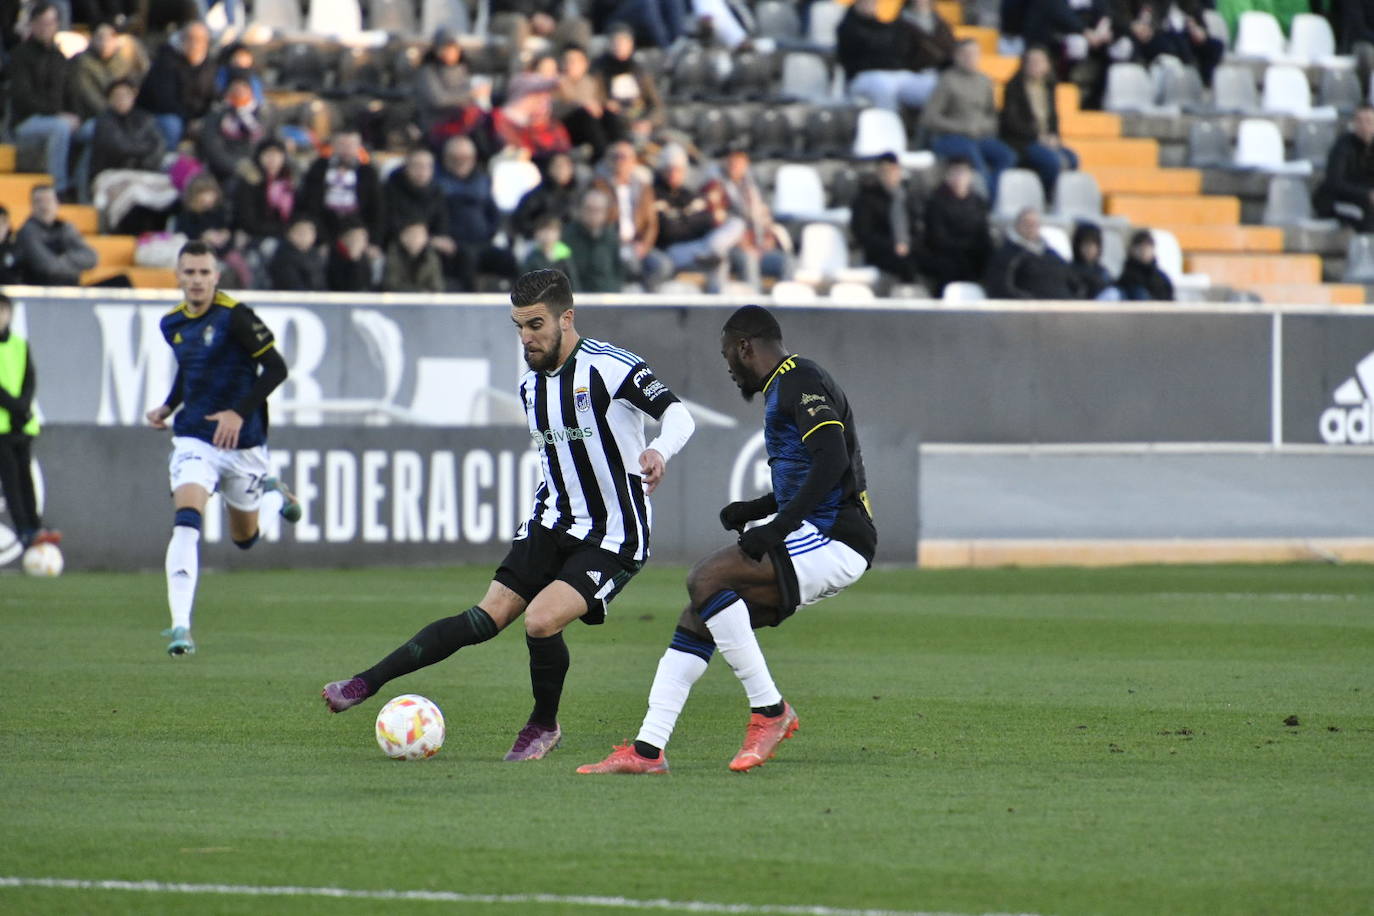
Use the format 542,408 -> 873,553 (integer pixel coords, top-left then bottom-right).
1320,351 -> 1374,444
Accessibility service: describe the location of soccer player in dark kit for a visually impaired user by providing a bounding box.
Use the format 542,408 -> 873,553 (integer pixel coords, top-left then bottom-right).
579,304 -> 876,773
321,269 -> 697,761
147,240 -> 300,657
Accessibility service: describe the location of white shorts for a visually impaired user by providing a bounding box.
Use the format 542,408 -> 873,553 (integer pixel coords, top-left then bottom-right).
778,520 -> 868,611
168,436 -> 271,511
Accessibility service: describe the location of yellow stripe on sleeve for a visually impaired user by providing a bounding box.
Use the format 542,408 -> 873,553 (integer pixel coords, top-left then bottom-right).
251,341 -> 276,358
801,420 -> 844,441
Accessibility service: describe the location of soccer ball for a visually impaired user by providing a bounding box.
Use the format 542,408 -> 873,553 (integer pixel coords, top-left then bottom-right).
375,694 -> 445,760
22,543 -> 64,577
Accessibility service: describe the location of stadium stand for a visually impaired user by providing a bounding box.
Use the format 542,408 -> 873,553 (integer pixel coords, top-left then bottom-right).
0,0 -> 1367,302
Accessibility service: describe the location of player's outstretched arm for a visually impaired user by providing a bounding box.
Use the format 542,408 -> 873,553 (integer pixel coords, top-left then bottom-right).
639,400 -> 695,495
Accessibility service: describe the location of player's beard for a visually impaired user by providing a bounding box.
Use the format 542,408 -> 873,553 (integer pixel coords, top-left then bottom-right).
524,325 -> 563,373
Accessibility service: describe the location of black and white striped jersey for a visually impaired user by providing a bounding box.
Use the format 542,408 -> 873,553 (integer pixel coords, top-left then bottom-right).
519,337 -> 680,562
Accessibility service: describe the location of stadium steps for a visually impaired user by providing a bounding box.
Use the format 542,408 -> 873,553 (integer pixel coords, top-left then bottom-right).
0,173 -> 54,214
1060,110 -> 1121,140
1184,253 -> 1322,286
0,144 -> 15,172
1106,194 -> 1241,226
81,265 -> 179,288
1087,167 -> 1202,196
1245,283 -> 1367,305
977,55 -> 1019,83
1163,225 -> 1284,253
87,234 -> 138,267
1073,138 -> 1160,169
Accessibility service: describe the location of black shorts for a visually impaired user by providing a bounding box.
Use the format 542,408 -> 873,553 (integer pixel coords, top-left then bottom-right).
493,524 -> 643,625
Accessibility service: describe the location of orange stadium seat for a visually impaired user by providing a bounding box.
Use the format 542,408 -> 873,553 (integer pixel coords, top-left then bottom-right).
1183,253 -> 1322,286
1107,194 -> 1242,226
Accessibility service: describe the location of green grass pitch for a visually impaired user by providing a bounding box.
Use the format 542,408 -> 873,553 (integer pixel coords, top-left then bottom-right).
1,563 -> 1372,916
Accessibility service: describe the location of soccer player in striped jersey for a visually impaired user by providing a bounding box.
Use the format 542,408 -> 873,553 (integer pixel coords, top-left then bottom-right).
322,269 -> 696,761
579,305 -> 876,774
146,241 -> 300,658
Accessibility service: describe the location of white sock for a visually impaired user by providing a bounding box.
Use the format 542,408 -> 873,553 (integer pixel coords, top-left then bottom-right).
704,599 -> 782,708
165,525 -> 200,630
636,648 -> 710,750
261,490 -> 284,519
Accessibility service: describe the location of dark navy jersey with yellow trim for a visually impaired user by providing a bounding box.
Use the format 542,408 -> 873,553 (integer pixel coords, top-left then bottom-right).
160,291 -> 276,448
763,354 -> 876,561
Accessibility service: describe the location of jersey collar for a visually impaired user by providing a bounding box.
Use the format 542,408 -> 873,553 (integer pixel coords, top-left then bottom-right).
761,354 -> 799,395
545,336 -> 583,377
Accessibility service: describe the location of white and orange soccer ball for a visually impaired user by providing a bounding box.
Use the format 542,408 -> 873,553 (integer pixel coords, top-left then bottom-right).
22,543 -> 63,577
375,694 -> 445,760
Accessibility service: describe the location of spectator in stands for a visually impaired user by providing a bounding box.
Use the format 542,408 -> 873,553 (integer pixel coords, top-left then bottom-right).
1069,222 -> 1120,300
14,185 -> 98,286
999,46 -> 1079,200
522,214 -> 579,284
176,172 -> 250,287
300,129 -> 383,245
214,42 -> 265,107
267,215 -> 326,292
851,152 -> 926,286
557,44 -> 621,160
383,221 -> 445,293
712,146 -> 791,289
984,207 -> 1083,299
326,219 -> 380,292
89,78 -> 165,182
489,72 -> 572,164
592,140 -> 658,281
71,21 -> 149,122
10,3 -> 81,200
1008,0 -> 1116,107
382,147 -> 457,263
436,135 -> 517,291
417,28 -> 489,140
921,40 -> 1018,204
592,24 -> 664,143
563,188 -> 623,292
1314,103 -> 1374,232
513,151 -> 581,240
837,0 -> 946,113
644,144 -> 745,292
905,0 -> 959,68
490,0 -> 592,54
0,207 -> 20,286
197,77 -> 271,185
1121,1 -> 1223,87
137,20 -> 215,150
1117,229 -> 1174,300
598,0 -> 689,49
232,138 -> 296,249
921,155 -> 991,295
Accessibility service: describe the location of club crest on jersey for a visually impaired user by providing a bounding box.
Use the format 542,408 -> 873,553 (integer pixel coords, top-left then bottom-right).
574,387 -> 592,413
202,325 -> 215,347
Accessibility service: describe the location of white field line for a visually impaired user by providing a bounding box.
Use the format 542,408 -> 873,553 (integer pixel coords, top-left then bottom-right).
0,877 -> 1043,916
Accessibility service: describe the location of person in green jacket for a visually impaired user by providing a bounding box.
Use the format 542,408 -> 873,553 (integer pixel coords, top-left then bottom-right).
562,189 -> 623,293
0,293 -> 60,551
521,214 -> 580,289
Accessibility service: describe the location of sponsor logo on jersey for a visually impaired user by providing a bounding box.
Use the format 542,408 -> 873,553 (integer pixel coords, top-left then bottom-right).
172,332 -> 183,344
531,425 -> 596,447
574,386 -> 592,412
634,367 -> 666,400
203,325 -> 215,347
801,393 -> 827,406
586,570 -> 602,585
1320,351 -> 1374,444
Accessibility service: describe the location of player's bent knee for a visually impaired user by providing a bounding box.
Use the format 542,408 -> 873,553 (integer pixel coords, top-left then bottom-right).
233,530 -> 260,550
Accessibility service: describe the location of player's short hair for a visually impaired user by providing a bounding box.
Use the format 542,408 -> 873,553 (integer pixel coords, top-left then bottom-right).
723,305 -> 782,342
30,183 -> 55,200
511,268 -> 574,315
177,239 -> 217,262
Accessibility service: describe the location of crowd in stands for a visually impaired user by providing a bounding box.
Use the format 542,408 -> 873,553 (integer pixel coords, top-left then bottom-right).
0,0 -> 1370,298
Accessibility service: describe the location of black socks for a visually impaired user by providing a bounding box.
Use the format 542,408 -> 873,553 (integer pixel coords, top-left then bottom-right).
359,606 -> 499,691
633,740 -> 661,759
526,632 -> 570,728
752,702 -> 785,718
